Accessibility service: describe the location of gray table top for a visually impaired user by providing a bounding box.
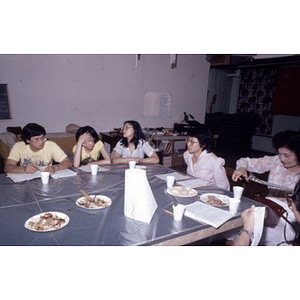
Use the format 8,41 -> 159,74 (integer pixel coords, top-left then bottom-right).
0,164 -> 263,246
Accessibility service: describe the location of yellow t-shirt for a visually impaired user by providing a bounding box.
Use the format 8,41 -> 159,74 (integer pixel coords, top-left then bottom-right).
72,140 -> 104,164
7,140 -> 68,167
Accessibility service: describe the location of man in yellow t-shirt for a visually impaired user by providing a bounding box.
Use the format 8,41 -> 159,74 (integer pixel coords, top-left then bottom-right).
4,123 -> 72,175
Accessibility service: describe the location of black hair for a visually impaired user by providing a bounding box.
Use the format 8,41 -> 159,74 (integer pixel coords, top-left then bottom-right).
272,130 -> 300,163
21,123 -> 46,144
75,126 -> 99,143
120,120 -> 145,149
188,125 -> 213,153
291,180 -> 300,213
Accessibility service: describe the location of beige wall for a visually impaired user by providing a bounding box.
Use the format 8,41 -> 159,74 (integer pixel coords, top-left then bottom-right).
0,54 -> 210,133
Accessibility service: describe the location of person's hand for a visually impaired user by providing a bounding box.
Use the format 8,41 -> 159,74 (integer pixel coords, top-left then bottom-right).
77,132 -> 90,146
24,163 -> 39,174
44,165 -> 57,175
241,205 -> 255,233
232,167 -> 248,182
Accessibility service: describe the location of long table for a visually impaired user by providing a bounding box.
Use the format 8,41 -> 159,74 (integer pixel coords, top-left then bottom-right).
0,164 -> 264,246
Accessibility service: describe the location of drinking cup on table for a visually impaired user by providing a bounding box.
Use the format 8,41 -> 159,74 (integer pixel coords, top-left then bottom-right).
41,172 -> 50,184
90,164 -> 98,175
129,161 -> 136,169
233,186 -> 244,200
229,197 -> 241,213
173,204 -> 185,221
166,175 -> 175,188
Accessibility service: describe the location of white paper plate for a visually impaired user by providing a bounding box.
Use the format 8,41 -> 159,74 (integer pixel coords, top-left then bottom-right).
76,195 -> 112,210
167,186 -> 197,197
25,211 -> 69,232
200,193 -> 229,207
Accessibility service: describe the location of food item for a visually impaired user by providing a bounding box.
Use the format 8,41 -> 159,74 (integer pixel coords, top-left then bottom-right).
206,195 -> 227,206
25,212 -> 68,232
76,195 -> 112,209
168,187 -> 197,197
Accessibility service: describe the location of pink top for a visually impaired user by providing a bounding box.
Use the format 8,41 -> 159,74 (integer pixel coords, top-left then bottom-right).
236,155 -> 300,191
183,150 -> 230,190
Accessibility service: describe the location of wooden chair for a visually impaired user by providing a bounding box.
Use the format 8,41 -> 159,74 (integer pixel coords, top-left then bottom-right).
225,166 -> 246,192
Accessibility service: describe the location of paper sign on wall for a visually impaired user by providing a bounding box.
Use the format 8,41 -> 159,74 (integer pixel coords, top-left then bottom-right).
143,92 -> 171,117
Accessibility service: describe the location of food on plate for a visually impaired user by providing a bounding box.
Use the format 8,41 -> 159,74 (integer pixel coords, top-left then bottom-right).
206,195 -> 227,206
168,186 -> 197,197
25,212 -> 68,232
76,195 -> 112,209
200,193 -> 229,206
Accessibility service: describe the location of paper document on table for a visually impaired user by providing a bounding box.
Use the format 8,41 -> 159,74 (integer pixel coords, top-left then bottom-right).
51,169 -> 77,179
251,206 -> 266,246
7,172 -> 41,183
78,165 -> 109,172
177,178 -> 209,188
155,172 -> 190,181
184,201 -> 235,228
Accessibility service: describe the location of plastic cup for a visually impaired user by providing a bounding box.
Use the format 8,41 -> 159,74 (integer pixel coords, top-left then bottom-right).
229,197 -> 241,213
173,204 -> 185,221
233,186 -> 244,200
41,172 -> 50,184
90,164 -> 98,175
129,161 -> 136,169
167,175 -> 175,188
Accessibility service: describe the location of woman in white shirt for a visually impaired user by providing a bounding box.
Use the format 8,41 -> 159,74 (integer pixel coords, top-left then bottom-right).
183,126 -> 229,190
112,120 -> 159,164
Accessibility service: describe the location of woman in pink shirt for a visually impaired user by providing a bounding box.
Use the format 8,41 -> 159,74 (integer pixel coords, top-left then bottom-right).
183,126 -> 229,190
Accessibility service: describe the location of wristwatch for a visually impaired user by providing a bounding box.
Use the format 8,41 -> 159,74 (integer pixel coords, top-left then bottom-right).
239,229 -> 253,243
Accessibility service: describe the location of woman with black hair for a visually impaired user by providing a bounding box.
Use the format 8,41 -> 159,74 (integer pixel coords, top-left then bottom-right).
112,120 -> 159,164
72,126 -> 111,167
183,126 -> 229,190
231,130 -> 300,245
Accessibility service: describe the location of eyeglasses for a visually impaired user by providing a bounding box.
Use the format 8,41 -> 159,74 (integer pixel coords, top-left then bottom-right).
31,136 -> 47,143
122,126 -> 133,131
185,138 -> 199,145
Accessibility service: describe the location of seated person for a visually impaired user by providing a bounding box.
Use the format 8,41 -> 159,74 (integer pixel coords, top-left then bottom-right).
232,130 -> 300,245
72,126 -> 111,167
4,123 -> 72,175
234,205 -> 256,246
183,126 -> 229,190
112,120 -> 159,164
235,179 -> 300,246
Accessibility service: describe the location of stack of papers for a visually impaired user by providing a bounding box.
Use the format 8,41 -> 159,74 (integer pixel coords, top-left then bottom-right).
77,165 -> 109,172
7,172 -> 41,183
51,169 -> 77,179
184,201 -> 235,228
155,172 -> 190,181
7,168 -> 77,183
177,178 -> 209,188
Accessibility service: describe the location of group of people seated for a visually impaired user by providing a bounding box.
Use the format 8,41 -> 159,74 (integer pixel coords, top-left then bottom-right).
4,121 -> 300,246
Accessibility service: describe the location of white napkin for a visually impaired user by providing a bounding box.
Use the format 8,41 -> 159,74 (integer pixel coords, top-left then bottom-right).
251,206 -> 266,246
124,169 -> 158,223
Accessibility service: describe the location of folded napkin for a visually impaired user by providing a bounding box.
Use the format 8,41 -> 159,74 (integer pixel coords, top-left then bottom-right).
184,201 -> 235,228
